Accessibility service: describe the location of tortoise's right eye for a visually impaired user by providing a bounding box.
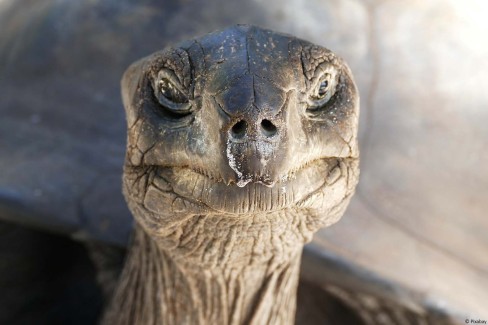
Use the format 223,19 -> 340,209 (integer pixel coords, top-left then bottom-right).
153,69 -> 192,116
158,77 -> 187,104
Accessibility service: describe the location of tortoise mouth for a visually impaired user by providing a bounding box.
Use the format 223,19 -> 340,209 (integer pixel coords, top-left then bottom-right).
152,157 -> 346,214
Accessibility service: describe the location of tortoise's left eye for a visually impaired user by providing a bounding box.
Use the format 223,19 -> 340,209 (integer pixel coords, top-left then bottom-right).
307,72 -> 337,110
316,79 -> 329,99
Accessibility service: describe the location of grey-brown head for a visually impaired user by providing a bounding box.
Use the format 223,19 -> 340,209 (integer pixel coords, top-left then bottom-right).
121,25 -> 359,266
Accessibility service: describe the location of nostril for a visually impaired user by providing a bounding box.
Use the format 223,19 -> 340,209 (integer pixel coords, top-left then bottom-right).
230,120 -> 247,139
260,119 -> 277,137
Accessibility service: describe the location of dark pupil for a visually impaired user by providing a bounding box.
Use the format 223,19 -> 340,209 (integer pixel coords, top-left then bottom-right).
159,78 -> 187,103
318,80 -> 328,98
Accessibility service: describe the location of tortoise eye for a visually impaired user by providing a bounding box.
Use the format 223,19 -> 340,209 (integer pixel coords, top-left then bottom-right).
317,80 -> 329,98
312,74 -> 332,100
159,77 -> 188,104
152,69 -> 192,116
307,72 -> 337,111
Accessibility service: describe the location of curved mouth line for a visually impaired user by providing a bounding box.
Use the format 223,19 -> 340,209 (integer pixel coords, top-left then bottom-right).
279,157 -> 341,183
142,156 -> 349,215
160,156 -> 341,188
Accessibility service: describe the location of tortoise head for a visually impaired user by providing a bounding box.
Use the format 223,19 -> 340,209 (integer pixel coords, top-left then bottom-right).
121,25 -> 359,263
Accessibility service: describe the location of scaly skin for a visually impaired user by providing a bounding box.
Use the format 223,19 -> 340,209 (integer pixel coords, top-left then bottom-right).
104,25 -> 359,325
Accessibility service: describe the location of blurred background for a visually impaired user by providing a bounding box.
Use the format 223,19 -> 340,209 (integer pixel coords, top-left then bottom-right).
0,0 -> 487,323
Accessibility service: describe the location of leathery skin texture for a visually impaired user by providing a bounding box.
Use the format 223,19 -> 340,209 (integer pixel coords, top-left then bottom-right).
104,25 -> 359,325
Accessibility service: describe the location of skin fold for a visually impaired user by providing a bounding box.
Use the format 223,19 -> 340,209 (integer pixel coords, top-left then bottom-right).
104,25 -> 359,325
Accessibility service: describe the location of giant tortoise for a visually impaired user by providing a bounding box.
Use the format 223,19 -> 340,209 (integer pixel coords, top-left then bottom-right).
1,0 -> 487,324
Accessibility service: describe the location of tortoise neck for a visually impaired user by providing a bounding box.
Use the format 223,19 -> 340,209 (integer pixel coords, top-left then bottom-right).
104,224 -> 302,325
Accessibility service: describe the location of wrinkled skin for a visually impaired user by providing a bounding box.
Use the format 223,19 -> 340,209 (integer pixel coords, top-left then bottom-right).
123,25 -> 359,256
111,25 -> 359,324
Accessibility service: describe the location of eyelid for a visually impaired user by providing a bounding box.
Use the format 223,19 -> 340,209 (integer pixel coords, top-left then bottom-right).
153,68 -> 187,95
313,74 -> 331,99
311,63 -> 337,87
151,68 -> 193,115
306,64 -> 338,109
